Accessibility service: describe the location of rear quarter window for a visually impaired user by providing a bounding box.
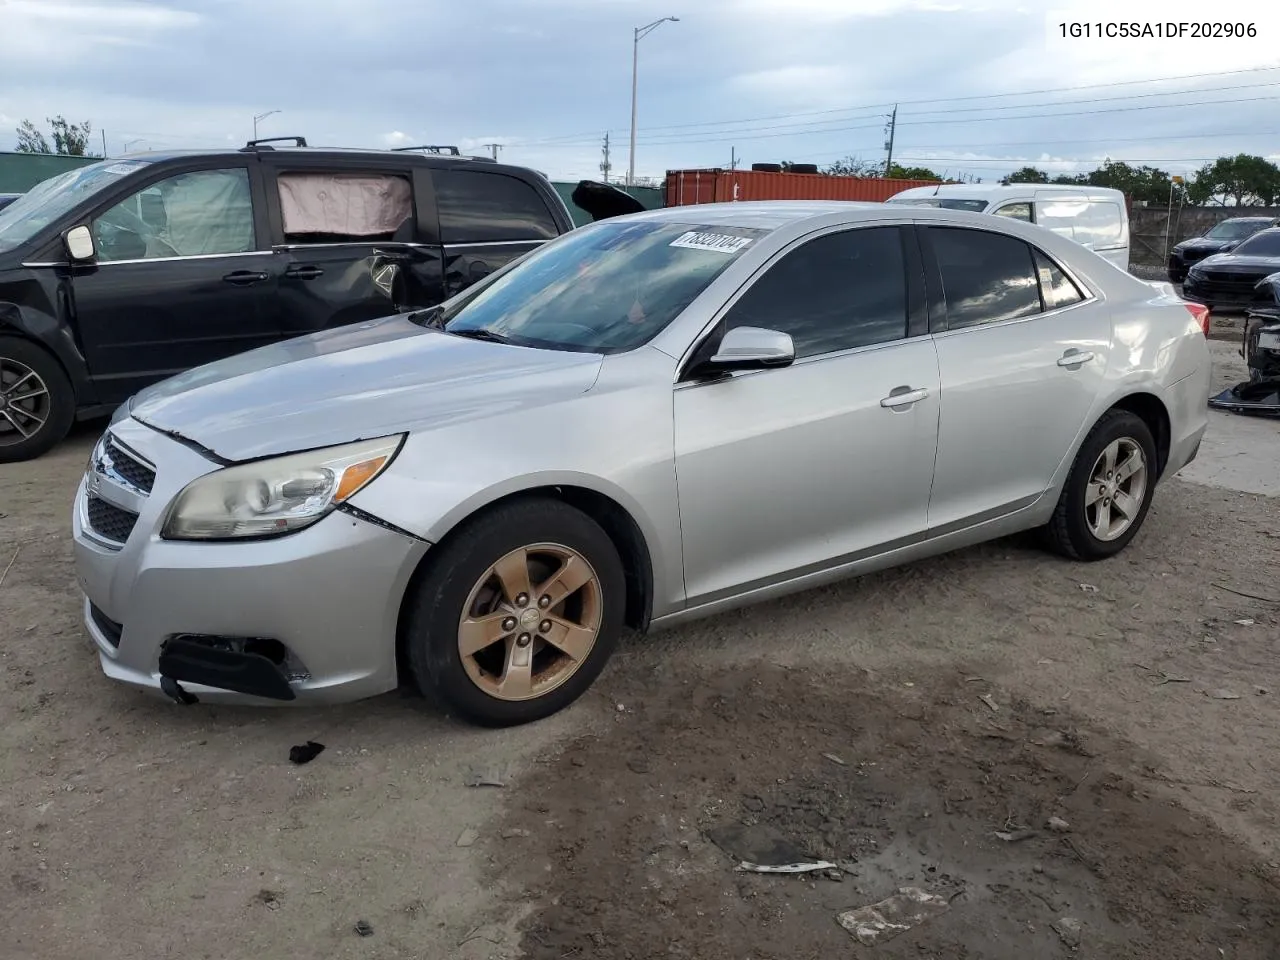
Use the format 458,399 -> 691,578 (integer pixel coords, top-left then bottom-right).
435,169 -> 560,244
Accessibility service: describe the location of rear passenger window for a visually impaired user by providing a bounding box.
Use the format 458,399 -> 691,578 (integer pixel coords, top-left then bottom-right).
993,202 -> 1032,222
276,171 -> 414,244
1033,249 -> 1085,310
436,169 -> 559,244
723,226 -> 908,358
930,227 -> 1041,330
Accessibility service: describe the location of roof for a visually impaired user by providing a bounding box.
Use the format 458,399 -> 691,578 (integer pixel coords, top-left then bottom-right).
108,145 -> 520,170
623,200 -> 888,230
888,182 -> 1126,201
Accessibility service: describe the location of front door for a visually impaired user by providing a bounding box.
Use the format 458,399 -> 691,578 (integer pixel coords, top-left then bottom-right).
673,225 -> 941,606
921,224 -> 1112,530
71,164 -> 277,403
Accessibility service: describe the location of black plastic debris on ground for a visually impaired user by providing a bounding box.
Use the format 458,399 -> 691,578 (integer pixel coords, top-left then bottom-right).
704,821 -> 814,866
289,741 -> 325,764
353,919 -> 374,937
1209,379 -> 1280,418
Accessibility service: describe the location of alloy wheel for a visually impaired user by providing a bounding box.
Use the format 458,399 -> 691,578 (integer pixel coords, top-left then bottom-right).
0,356 -> 51,447
1085,437 -> 1148,542
457,543 -> 603,701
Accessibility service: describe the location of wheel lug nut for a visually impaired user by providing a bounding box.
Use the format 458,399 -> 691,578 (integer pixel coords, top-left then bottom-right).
515,593 -> 529,607
516,633 -> 532,647
539,620 -> 552,633
538,595 -> 551,608
502,617 -> 517,631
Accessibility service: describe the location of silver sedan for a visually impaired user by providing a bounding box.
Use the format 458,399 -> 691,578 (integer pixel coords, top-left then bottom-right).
72,202 -> 1212,726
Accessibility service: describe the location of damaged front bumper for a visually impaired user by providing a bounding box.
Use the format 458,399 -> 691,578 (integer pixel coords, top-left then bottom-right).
1209,379 -> 1280,418
72,417 -> 431,706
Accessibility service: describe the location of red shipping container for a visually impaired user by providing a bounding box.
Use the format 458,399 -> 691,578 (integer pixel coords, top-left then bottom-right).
664,169 -> 944,207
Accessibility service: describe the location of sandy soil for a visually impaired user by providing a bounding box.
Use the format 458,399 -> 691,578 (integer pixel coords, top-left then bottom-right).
1,346 -> 1277,960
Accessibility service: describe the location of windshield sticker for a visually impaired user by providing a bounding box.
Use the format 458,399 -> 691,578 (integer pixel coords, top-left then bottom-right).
669,231 -> 754,254
101,161 -> 147,175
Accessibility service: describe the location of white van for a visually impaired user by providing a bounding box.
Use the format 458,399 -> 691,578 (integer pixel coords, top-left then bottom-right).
885,183 -> 1130,271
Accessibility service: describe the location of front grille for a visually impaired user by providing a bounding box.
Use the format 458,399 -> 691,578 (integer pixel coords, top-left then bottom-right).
1190,271 -> 1267,302
104,434 -> 155,493
1182,248 -> 1212,263
87,495 -> 139,544
89,603 -> 123,648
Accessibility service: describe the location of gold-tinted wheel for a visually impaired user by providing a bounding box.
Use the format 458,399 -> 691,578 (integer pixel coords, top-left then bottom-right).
457,544 -> 602,701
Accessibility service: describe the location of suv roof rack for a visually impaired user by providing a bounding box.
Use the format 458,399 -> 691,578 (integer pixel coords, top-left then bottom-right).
391,144 -> 461,155
242,136 -> 309,152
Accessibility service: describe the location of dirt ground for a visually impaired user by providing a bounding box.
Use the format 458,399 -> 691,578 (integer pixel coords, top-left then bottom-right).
2,342 -> 1278,960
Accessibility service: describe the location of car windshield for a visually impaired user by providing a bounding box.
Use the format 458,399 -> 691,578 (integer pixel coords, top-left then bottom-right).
885,197 -> 989,213
1205,219 -> 1270,240
438,219 -> 769,353
0,159 -> 151,254
1231,229 -> 1280,257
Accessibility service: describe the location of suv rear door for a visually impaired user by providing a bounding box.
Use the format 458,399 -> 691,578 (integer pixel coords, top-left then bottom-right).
431,166 -> 569,299
261,154 -> 444,335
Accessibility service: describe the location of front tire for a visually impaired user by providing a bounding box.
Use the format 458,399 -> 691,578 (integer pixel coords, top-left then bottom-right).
0,336 -> 75,464
403,497 -> 626,727
1044,410 -> 1157,561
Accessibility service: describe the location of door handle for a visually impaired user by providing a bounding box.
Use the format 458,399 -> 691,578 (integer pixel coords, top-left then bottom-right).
222,270 -> 268,285
880,386 -> 930,409
284,265 -> 325,280
1057,350 -> 1095,367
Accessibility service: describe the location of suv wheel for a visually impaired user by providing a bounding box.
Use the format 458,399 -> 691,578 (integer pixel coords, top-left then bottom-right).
0,337 -> 75,463
403,497 -> 626,727
1044,410 -> 1157,561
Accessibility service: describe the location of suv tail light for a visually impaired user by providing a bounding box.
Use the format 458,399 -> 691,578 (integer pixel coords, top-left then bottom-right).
1184,302 -> 1211,337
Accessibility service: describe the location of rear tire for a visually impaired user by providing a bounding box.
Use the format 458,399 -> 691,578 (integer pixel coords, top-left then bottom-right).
0,336 -> 75,464
403,497 -> 626,727
1044,410 -> 1157,561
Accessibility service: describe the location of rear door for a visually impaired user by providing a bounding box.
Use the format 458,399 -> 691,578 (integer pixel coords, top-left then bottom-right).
70,160 -> 278,403
263,157 -> 444,336
433,167 -> 564,299
920,223 -> 1112,530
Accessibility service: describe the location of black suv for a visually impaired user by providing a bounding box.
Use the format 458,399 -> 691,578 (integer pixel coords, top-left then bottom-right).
1167,216 -> 1279,282
0,138 -> 637,461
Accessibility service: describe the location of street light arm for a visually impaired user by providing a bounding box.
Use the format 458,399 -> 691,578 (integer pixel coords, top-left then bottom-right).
635,15 -> 678,41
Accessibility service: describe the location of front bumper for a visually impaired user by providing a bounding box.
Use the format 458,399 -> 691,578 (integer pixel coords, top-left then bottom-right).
71,417 -> 430,705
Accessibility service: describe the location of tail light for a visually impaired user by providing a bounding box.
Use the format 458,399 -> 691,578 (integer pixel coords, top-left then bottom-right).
1184,302 -> 1211,337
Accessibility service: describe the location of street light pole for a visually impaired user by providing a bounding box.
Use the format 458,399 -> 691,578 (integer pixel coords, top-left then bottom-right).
253,109 -> 281,140
628,16 -> 679,187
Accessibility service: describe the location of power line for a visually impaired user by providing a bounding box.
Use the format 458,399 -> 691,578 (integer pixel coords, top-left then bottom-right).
517,64 -> 1280,146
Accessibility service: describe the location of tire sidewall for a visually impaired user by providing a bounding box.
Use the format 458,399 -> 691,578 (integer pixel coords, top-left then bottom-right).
405,499 -> 627,727
1062,412 -> 1158,560
0,337 -> 75,463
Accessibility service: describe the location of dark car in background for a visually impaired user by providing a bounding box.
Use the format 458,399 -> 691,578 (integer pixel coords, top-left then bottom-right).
1168,216 -> 1278,282
0,193 -> 21,212
1180,227 -> 1280,311
0,138 -> 637,462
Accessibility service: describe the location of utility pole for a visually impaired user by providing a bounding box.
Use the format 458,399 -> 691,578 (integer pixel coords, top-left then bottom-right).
628,16 -> 680,187
483,143 -> 503,160
730,146 -> 737,171
883,104 -> 897,176
101,129 -> 107,157
600,133 -> 612,183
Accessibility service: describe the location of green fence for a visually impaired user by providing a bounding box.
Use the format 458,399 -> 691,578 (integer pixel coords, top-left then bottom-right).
0,151 -> 98,193
551,182 -> 664,226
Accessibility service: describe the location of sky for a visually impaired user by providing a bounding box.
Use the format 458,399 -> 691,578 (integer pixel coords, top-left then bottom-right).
3,0 -> 1280,184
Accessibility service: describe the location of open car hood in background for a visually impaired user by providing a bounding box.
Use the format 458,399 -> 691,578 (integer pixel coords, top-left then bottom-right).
571,180 -> 647,222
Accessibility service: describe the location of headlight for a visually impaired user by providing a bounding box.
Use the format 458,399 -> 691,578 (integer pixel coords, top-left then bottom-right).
161,435 -> 404,541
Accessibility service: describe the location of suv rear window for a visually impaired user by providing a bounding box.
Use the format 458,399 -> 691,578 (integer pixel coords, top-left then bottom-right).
435,169 -> 559,244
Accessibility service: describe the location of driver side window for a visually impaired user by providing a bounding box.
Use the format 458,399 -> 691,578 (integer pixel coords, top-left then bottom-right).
93,168 -> 256,262
721,226 -> 908,359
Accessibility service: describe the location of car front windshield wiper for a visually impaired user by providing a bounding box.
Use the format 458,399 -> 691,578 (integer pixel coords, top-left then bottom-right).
446,326 -> 513,345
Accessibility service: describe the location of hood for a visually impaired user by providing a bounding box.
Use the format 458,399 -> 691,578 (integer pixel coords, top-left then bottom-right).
1191,252 -> 1280,273
128,314 -> 604,461
1175,238 -> 1235,254
571,180 -> 647,221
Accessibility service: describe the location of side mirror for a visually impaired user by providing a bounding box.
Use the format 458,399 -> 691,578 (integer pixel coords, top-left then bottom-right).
707,326 -> 795,371
64,225 -> 96,261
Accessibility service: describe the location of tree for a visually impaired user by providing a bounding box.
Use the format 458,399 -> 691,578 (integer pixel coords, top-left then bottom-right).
886,163 -> 942,181
1003,166 -> 1049,184
823,156 -> 882,177
1185,154 -> 1280,207
14,120 -> 49,154
13,115 -> 97,156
